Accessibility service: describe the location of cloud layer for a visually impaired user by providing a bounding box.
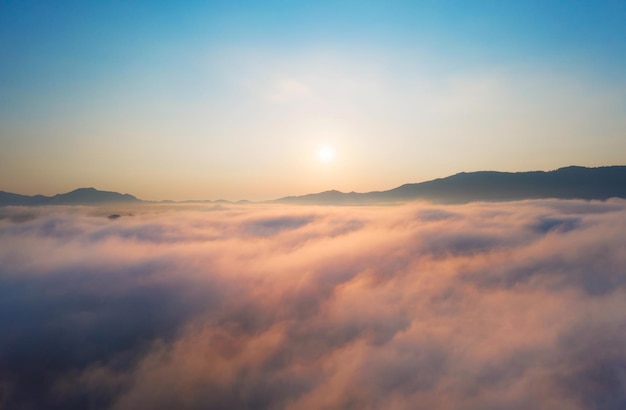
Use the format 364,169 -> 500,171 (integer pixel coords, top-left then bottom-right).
2,200 -> 626,409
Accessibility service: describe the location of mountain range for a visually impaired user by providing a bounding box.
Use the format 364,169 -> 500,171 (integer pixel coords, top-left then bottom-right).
0,187 -> 139,206
277,165 -> 626,204
1,166 -> 626,206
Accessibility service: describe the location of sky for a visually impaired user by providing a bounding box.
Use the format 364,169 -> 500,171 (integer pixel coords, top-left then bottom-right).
1,0 -> 626,200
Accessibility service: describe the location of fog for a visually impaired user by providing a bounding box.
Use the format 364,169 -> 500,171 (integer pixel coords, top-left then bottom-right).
2,200 -> 626,409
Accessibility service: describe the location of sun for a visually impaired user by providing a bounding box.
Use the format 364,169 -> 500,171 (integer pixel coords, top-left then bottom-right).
317,145 -> 335,162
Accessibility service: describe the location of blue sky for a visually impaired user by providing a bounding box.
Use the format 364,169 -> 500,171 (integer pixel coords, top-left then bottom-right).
2,1 -> 626,200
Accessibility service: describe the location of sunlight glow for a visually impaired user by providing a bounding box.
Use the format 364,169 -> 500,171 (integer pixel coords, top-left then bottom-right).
317,146 -> 335,162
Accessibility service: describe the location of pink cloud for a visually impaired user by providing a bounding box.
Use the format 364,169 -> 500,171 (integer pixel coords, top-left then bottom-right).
1,200 -> 626,409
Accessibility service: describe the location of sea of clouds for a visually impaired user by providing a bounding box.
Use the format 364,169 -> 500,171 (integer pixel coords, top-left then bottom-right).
2,199 -> 626,409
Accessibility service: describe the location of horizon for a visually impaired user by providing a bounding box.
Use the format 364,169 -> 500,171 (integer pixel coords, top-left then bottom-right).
2,1 -> 626,200
3,164 -> 626,202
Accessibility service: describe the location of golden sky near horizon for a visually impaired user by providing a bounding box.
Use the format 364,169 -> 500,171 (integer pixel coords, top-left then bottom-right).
2,2 -> 626,200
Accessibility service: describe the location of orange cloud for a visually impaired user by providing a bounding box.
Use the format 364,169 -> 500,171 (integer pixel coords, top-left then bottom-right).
1,200 -> 626,409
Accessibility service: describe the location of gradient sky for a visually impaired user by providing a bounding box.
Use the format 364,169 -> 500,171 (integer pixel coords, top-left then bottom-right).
2,1 -> 626,200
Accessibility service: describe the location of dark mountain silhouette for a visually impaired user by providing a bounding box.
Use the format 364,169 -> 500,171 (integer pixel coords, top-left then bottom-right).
276,166 -> 626,204
0,191 -> 49,206
0,188 -> 140,206
2,166 -> 626,206
49,188 -> 139,204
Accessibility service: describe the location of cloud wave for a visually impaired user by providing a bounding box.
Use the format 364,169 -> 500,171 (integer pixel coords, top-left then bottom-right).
2,200 -> 626,409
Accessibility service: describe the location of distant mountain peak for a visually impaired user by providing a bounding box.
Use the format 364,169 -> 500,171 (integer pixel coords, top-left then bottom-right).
0,187 -> 141,206
69,187 -> 98,192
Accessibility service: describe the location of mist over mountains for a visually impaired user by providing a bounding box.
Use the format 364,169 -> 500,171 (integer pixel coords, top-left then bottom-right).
4,166 -> 626,409
2,166 -> 626,206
